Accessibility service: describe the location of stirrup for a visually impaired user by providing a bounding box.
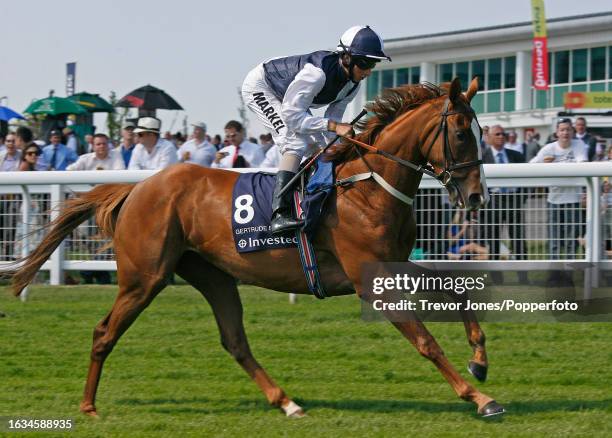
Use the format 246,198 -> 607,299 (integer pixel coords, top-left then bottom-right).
270,213 -> 304,235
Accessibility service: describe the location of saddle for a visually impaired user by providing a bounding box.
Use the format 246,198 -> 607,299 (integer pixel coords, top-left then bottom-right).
231,158 -> 334,298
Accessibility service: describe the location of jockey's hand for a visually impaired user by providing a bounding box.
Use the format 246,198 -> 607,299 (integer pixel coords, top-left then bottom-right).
328,120 -> 354,138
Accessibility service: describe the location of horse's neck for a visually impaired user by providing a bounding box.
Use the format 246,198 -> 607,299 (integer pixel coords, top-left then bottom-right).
337,114 -> 426,211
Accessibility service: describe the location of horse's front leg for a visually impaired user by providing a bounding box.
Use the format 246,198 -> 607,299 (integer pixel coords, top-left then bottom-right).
336,249 -> 503,417
445,290 -> 489,382
365,288 -> 503,417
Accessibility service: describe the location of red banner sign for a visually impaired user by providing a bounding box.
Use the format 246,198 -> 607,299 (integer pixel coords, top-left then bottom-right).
532,37 -> 549,90
531,0 -> 549,90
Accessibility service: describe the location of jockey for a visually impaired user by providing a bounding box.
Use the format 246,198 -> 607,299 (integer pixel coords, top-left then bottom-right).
242,25 -> 391,234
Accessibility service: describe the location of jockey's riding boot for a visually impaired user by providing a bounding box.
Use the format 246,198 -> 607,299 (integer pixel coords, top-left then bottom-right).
270,170 -> 304,235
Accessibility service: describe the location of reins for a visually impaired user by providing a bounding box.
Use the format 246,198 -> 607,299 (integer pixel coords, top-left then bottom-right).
334,98 -> 483,205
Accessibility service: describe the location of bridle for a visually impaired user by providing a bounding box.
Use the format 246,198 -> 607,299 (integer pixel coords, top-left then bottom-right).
337,98 -> 483,204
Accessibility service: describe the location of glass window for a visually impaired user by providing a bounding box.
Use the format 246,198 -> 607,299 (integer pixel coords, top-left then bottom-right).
440,63 -> 453,82
590,82 -> 605,92
366,71 -> 379,101
504,56 -> 516,88
411,66 -> 421,85
456,62 -> 469,89
487,58 -> 502,90
571,84 -> 587,92
396,68 -> 409,86
534,89 -> 548,109
591,47 -> 606,81
503,91 -> 515,112
554,51 -> 569,84
488,92 -> 501,113
471,93 -> 484,114
471,60 -> 485,90
572,49 -> 587,82
609,47 -> 612,79
382,69 -> 394,89
553,85 -> 568,107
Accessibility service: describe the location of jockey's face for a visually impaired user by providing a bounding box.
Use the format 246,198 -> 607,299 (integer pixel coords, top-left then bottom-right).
340,54 -> 375,83
352,64 -> 373,82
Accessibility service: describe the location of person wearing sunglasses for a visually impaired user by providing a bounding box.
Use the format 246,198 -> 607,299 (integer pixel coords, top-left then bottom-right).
128,117 -> 178,170
18,142 -> 45,171
241,25 -> 391,234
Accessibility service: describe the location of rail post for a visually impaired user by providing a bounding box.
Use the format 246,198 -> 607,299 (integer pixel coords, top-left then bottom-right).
49,184 -> 65,285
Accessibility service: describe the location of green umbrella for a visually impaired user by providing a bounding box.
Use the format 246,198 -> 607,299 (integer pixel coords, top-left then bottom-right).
24,96 -> 87,116
68,92 -> 114,113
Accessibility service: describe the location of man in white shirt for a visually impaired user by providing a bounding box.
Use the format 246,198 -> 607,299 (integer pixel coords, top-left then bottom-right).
212,120 -> 265,169
177,121 -> 216,167
0,133 -> 21,171
128,117 -> 178,170
530,118 -> 588,265
503,130 -> 524,157
67,133 -> 125,170
573,117 -> 598,161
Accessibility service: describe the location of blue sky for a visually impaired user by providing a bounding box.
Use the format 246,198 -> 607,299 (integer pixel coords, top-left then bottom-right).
2,0 -> 609,137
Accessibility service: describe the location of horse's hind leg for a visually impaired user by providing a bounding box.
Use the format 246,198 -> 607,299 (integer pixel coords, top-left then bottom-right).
175,251 -> 304,417
80,275 -> 167,416
460,310 -> 488,382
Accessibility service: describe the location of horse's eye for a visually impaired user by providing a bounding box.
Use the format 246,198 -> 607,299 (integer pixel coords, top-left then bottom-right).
456,131 -> 466,141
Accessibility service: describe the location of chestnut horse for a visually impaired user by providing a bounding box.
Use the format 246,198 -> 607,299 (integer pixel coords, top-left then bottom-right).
6,77 -> 504,418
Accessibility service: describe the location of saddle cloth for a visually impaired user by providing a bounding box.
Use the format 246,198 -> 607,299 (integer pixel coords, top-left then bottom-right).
231,158 -> 334,253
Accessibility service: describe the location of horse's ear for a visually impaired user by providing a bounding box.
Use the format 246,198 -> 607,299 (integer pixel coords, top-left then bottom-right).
449,77 -> 462,102
464,77 -> 479,102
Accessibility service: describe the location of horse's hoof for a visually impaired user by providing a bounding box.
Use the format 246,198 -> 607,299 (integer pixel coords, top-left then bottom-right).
287,409 -> 306,418
282,400 -> 305,418
479,400 -> 505,418
468,361 -> 488,382
80,403 -> 99,418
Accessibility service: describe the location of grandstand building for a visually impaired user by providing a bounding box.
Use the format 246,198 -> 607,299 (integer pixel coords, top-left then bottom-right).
347,12 -> 612,141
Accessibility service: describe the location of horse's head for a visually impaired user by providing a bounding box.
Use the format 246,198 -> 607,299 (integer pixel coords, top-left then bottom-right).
420,77 -> 489,211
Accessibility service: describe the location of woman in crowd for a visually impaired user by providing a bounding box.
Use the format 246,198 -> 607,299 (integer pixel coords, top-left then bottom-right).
18,142 -> 44,171
14,142 -> 44,258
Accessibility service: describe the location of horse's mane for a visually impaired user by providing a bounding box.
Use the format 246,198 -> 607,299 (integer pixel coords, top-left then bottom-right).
325,82 -> 446,162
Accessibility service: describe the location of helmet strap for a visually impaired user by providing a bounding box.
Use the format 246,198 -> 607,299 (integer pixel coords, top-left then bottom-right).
340,53 -> 357,83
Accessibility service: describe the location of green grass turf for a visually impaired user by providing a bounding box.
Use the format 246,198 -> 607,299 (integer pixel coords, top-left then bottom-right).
0,285 -> 611,437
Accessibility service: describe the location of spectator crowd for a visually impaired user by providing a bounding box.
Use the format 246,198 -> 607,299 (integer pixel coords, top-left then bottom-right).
0,116 -> 611,286
0,116 -> 276,174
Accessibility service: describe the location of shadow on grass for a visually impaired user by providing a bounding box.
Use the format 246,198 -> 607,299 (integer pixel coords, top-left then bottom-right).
116,396 -> 612,415
305,398 -> 612,415
117,396 -> 270,414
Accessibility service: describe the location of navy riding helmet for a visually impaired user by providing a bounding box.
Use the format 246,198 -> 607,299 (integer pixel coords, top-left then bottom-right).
337,25 -> 392,62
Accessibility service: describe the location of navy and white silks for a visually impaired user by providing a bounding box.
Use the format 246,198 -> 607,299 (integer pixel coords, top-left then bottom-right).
241,51 -> 360,159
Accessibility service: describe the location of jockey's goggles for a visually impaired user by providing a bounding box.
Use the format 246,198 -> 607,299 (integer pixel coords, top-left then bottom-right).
352,56 -> 378,70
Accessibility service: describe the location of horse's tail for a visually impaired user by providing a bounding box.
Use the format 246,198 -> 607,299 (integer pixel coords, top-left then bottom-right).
4,183 -> 135,297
